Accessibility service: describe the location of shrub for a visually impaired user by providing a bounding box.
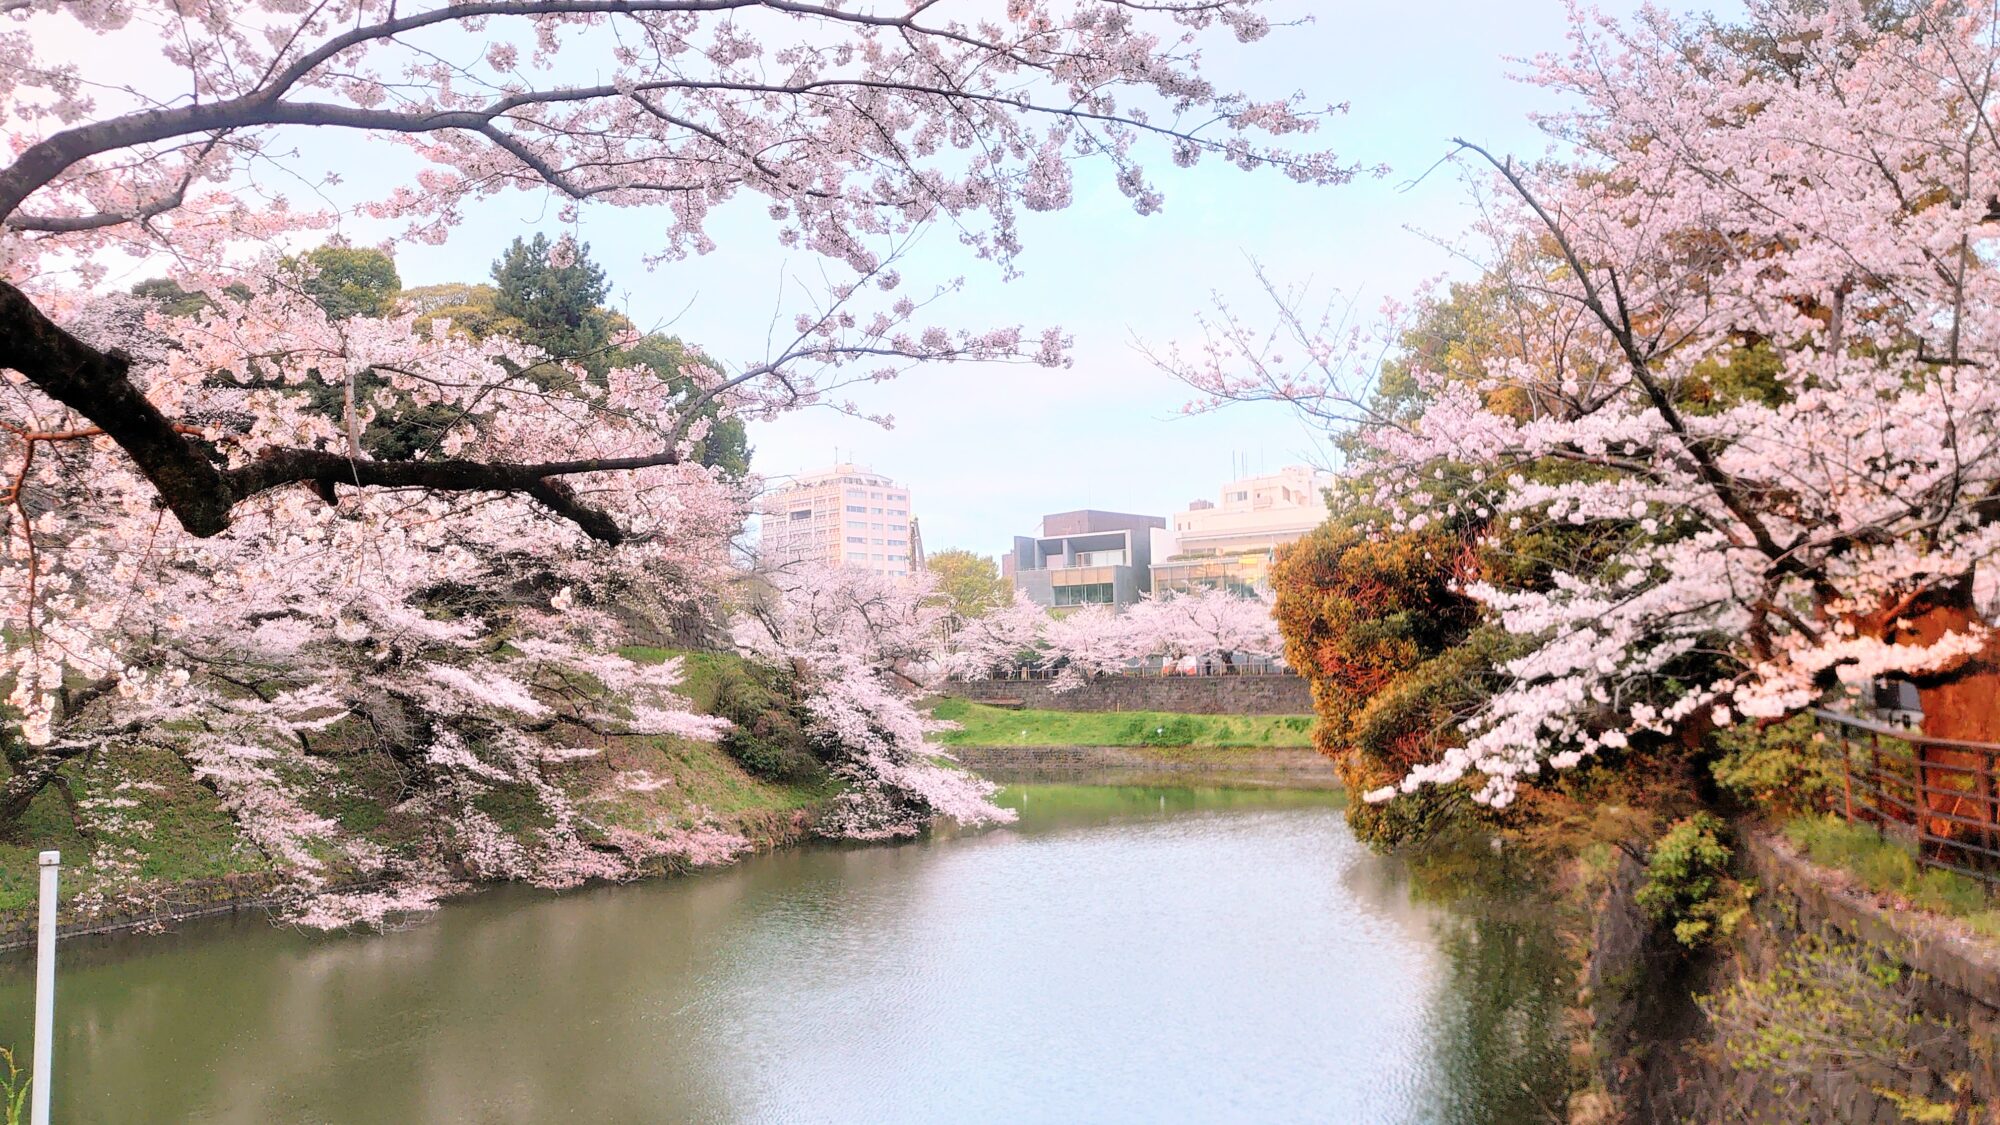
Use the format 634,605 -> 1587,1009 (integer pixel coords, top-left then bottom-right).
1711,714 -> 1842,818
1637,812 -> 1752,948
1701,929 -> 1960,1115
1129,716 -> 1199,747
712,669 -> 825,785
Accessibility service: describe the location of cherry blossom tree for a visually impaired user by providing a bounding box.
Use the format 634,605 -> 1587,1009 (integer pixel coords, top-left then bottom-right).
0,288 -> 763,927
1031,587 -> 1281,685
1038,602 -> 1145,690
1,0 -> 1350,537
1140,585 -> 1283,669
0,0 -> 1349,742
1169,0 -> 2000,811
0,0 -> 1354,911
732,566 -> 1014,839
941,588 -> 1049,679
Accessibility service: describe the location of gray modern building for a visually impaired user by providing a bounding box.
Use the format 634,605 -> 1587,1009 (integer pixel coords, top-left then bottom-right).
1004,509 -> 1166,610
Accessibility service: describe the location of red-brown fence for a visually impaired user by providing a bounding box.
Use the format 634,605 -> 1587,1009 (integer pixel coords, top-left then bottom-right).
1811,708 -> 2000,884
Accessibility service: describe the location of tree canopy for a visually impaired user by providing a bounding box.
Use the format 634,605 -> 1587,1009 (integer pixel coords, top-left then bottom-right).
925,549 -> 1011,621
1174,0 -> 2000,813
0,0 -> 1339,925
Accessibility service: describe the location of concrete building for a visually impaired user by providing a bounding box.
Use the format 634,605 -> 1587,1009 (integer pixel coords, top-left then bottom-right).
1005,510 -> 1166,610
757,464 -> 916,577
1149,465 -> 1333,595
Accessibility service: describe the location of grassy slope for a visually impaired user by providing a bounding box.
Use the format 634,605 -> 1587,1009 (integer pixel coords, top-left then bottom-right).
0,648 -> 824,928
1782,814 -> 2000,939
928,698 -> 1315,748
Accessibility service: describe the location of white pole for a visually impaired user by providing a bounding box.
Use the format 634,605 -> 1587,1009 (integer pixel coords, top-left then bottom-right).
30,850 -> 57,1125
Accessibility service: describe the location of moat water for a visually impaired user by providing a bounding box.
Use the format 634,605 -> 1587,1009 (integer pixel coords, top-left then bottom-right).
0,782 -> 1570,1123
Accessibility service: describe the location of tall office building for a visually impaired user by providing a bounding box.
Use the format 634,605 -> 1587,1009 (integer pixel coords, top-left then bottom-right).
757,464 -> 916,577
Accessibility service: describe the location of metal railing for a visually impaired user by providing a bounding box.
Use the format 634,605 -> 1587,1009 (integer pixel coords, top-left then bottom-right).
1811,708 -> 2000,884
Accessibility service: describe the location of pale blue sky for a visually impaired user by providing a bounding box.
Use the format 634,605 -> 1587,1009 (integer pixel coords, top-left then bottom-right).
93,0 -> 1690,557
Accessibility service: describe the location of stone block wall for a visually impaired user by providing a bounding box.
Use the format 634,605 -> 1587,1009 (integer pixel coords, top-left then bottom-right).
946,744 -> 1335,779
943,675 -> 1312,715
1598,832 -> 2000,1122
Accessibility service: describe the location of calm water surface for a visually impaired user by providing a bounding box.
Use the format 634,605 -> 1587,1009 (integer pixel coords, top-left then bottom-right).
0,784 -> 1568,1123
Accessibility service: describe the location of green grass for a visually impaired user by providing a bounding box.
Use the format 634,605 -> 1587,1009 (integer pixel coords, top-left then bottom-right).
618,646 -> 750,714
0,740 -> 274,917
928,698 -> 1315,748
1782,814 -> 2000,940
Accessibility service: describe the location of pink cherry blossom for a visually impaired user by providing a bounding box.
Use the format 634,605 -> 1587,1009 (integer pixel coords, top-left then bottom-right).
1165,1 -> 2000,806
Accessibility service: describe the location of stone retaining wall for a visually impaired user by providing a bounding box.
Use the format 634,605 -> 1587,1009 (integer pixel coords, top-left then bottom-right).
944,675 -> 1312,715
1599,831 -> 2000,1122
947,744 -> 1335,779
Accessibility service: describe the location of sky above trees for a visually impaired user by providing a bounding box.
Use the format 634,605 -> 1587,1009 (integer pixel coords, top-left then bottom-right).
47,0 -> 1668,554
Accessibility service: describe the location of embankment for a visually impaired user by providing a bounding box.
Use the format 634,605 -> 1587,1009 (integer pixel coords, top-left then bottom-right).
943,674 -> 1312,715
949,743 -> 1336,783
1589,829 -> 2000,1123
0,804 -> 817,954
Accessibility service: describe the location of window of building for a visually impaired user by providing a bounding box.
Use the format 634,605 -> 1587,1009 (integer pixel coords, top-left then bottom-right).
1053,583 -> 1115,606
847,505 -> 867,513
789,509 -> 811,521
847,536 -> 866,544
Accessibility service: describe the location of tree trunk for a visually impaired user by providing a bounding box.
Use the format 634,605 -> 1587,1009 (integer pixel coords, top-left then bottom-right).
1901,589 -> 2000,849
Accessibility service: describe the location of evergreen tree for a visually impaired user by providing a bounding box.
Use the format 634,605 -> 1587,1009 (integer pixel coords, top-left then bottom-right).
490,234 -> 614,366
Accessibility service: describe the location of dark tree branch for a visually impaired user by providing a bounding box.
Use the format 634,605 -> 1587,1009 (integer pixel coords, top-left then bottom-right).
0,278 -> 237,535
0,278 -> 676,543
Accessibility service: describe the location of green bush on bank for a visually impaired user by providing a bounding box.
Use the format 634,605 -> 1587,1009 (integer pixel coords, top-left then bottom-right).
1638,813 -> 1753,949
1710,714 -> 1843,819
620,646 -> 826,785
1700,928 -> 1956,1110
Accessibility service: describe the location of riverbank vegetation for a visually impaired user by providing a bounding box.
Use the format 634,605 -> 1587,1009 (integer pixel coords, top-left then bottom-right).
1780,817 -> 2000,941
1166,2 -> 2000,1117
928,699 -> 1312,750
0,639 -> 831,936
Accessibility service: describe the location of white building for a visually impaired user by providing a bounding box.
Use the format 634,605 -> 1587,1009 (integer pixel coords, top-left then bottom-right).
757,463 -> 916,577
1149,465 -> 1333,594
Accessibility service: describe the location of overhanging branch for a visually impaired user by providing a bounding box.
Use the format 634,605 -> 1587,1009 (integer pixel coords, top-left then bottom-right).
0,279 -> 672,543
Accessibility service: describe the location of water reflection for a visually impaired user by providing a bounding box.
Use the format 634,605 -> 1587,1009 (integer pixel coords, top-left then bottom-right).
0,784 -> 1568,1123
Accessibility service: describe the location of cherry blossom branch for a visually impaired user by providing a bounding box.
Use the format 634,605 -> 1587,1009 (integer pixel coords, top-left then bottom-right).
1449,138 -> 1801,574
